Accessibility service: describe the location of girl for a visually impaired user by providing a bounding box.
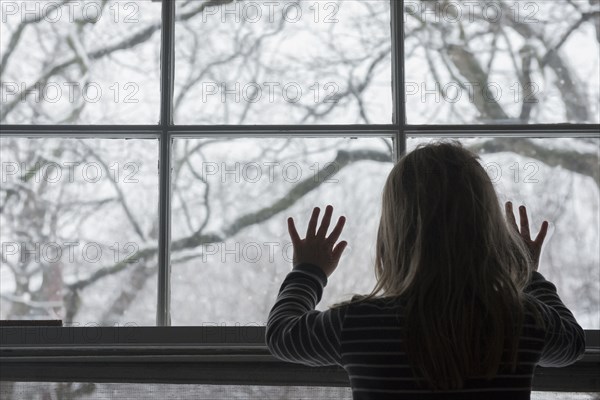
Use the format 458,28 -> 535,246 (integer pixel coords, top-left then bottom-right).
266,140 -> 585,399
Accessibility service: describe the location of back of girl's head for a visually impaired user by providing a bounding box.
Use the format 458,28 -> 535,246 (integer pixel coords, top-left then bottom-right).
356,140 -> 538,390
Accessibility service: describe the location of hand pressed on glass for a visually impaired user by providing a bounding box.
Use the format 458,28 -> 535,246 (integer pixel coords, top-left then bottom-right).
287,205 -> 348,278
504,201 -> 549,272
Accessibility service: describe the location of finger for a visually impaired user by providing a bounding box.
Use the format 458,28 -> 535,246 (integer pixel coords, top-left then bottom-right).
519,205 -> 531,240
327,216 -> 346,244
317,205 -> 334,238
332,240 -> 348,263
287,217 -> 301,245
306,207 -> 320,237
534,220 -> 549,245
505,201 -> 518,231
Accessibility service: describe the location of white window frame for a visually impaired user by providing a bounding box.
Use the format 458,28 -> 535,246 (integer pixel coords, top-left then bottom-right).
0,0 -> 598,392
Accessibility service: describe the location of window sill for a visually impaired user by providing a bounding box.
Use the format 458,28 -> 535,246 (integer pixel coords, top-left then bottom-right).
1,327 -> 598,391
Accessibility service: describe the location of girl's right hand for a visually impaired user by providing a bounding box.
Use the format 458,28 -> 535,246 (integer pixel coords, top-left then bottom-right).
504,201 -> 549,272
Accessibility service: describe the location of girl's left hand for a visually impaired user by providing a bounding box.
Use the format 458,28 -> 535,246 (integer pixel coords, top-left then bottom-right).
287,205 -> 348,278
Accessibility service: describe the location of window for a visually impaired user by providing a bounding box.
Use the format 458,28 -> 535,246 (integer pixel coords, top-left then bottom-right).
0,137 -> 159,326
0,1 -> 162,124
173,0 -> 392,124
404,1 -> 600,124
170,137 -> 393,326
1,0 -> 598,395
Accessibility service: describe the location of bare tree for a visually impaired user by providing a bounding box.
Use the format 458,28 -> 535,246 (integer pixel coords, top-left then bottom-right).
1,1 -> 598,398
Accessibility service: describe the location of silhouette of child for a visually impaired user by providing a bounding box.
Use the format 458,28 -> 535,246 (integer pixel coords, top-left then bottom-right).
266,140 -> 585,399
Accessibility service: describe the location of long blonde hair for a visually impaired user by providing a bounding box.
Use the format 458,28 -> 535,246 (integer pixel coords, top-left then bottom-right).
335,140 -> 543,390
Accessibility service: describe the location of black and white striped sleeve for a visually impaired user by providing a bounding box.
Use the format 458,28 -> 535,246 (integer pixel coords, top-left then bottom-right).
265,263 -> 347,367
524,271 -> 586,367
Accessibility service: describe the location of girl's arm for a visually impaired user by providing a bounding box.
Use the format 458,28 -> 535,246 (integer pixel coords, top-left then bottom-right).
524,271 -> 586,367
265,205 -> 348,366
505,202 -> 585,366
265,262 -> 347,366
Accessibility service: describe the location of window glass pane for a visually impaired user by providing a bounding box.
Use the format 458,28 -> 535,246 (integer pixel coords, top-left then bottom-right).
532,394 -> 600,400
0,138 -> 159,326
404,0 -> 600,124
170,137 -> 393,325
174,1 -> 392,124
0,1 -> 161,124
0,382 -> 353,399
407,137 -> 600,329
1,383 -> 598,399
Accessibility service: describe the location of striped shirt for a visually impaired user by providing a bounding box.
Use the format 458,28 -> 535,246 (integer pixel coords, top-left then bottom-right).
265,263 -> 586,400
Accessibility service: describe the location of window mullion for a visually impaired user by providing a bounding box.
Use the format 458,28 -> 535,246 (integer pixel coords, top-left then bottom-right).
391,0 -> 406,162
157,0 -> 176,326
